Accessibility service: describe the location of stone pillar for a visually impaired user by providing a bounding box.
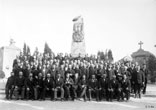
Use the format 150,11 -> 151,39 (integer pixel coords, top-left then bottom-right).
71,16 -> 86,57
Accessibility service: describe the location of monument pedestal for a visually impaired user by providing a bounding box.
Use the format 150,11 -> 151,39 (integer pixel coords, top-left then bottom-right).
71,41 -> 86,57
0,39 -> 20,78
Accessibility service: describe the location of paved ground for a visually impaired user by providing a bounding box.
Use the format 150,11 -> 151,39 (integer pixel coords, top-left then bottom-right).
0,79 -> 156,110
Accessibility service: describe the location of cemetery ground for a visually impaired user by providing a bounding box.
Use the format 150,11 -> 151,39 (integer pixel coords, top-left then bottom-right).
0,80 -> 156,110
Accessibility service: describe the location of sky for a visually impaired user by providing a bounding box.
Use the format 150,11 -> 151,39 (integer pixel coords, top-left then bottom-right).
0,0 -> 156,61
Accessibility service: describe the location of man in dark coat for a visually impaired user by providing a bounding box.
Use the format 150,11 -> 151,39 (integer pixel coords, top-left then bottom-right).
54,73 -> 64,100
88,74 -> 99,101
64,73 -> 74,100
111,75 -> 122,101
34,72 -> 44,100
96,64 -> 105,82
99,74 -> 108,101
142,64 -> 148,94
43,73 -> 55,100
133,66 -> 145,98
14,71 -> 25,100
5,72 -> 16,99
25,73 -> 34,100
122,74 -> 131,101
79,74 -> 88,101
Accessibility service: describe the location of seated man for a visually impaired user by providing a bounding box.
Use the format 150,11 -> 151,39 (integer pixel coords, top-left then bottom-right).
122,74 -> 131,101
116,74 -> 123,101
64,73 -> 74,100
34,72 -> 44,100
88,74 -> 99,101
43,73 -> 55,100
5,72 -> 16,100
79,74 -> 88,101
14,71 -> 25,100
25,73 -> 34,100
110,75 -> 121,101
72,72 -> 79,100
54,73 -> 64,100
99,74 -> 108,101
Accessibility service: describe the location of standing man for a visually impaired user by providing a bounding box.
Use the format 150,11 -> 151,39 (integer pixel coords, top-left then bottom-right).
142,64 -> 148,94
134,65 -> 145,98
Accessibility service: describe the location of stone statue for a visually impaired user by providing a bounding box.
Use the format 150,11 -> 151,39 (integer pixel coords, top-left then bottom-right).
71,16 -> 86,57
72,16 -> 84,42
10,39 -> 15,46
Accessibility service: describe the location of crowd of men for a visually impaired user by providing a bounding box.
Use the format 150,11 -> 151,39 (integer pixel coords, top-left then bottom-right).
5,52 -> 148,102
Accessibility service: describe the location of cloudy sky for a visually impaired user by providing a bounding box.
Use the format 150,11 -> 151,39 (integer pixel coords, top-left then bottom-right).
0,0 -> 156,61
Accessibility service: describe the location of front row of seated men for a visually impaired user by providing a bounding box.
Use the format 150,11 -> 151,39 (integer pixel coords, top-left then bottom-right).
5,71 -> 131,101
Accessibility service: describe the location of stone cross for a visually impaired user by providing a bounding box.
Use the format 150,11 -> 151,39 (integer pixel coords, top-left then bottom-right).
138,41 -> 143,49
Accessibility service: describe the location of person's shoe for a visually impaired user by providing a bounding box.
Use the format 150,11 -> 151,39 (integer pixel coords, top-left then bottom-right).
134,94 -> 137,98
139,94 -> 141,99
61,98 -> 64,101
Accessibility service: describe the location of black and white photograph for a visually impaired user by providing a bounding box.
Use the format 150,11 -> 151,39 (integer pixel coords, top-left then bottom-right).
0,0 -> 156,110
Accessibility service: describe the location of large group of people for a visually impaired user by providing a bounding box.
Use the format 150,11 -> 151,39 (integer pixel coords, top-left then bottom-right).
5,52 -> 148,102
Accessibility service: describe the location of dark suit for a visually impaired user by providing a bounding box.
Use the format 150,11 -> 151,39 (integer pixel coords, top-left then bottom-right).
54,77 -> 64,99
14,76 -> 25,99
64,77 -> 74,100
122,79 -> 131,100
5,76 -> 15,99
89,67 -> 96,79
88,78 -> 99,101
34,77 -> 44,100
133,70 -> 145,98
99,77 -> 108,100
79,78 -> 88,100
25,78 -> 34,99
43,78 -> 55,100
143,69 -> 148,94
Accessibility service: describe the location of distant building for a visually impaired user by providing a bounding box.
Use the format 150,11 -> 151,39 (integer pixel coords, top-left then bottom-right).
0,39 -> 20,78
118,55 -> 133,63
131,41 -> 154,66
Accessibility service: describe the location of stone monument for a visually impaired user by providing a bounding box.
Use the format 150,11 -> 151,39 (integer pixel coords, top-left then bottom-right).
71,16 -> 86,57
0,39 -> 20,78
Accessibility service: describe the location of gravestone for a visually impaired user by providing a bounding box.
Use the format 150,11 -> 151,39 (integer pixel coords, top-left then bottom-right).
0,39 -> 20,78
71,16 -> 86,57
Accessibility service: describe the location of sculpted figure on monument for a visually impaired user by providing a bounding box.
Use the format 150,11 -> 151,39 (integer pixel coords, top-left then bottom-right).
72,16 -> 84,42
